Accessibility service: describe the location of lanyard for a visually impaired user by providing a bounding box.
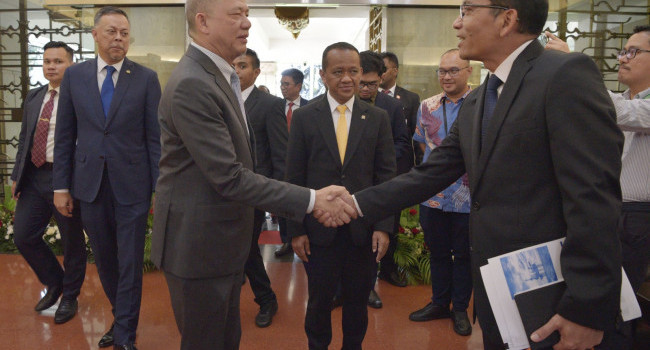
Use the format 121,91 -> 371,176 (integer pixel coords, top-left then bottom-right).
441,96 -> 449,135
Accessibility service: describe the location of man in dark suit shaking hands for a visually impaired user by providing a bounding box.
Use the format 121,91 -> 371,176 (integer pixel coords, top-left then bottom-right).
287,42 -> 396,350
53,6 -> 161,350
152,1 -> 355,349
326,1 -> 624,349
11,41 -> 86,325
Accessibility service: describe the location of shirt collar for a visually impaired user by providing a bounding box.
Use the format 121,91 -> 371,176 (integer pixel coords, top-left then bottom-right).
491,39 -> 534,84
288,97 -> 301,106
624,86 -> 650,100
241,84 -> 255,102
327,91 -> 354,114
381,85 -> 396,95
97,55 -> 124,74
47,84 -> 60,94
191,41 -> 236,85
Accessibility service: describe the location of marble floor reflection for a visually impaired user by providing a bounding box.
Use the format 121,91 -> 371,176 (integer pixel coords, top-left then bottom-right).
0,246 -> 480,349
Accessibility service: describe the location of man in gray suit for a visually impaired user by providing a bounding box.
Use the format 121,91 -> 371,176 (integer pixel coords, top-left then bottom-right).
323,1 -> 623,349
151,1 -> 354,349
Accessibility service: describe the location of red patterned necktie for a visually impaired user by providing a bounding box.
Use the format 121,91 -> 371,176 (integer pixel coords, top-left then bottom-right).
31,90 -> 56,167
286,101 -> 294,130
382,89 -> 391,95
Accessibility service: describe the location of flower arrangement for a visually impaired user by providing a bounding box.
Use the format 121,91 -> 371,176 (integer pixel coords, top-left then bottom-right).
393,205 -> 431,285
0,186 -> 155,272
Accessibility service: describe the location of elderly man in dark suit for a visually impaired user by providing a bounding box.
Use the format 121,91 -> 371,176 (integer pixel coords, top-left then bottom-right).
326,1 -> 624,349
287,42 -> 396,350
151,1 -> 354,349
53,7 -> 161,350
234,48 -> 288,328
11,41 -> 86,325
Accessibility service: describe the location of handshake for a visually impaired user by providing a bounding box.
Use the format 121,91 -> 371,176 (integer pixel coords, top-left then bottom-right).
313,185 -> 359,227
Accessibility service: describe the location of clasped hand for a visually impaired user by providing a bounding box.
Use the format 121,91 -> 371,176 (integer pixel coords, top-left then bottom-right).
313,185 -> 358,227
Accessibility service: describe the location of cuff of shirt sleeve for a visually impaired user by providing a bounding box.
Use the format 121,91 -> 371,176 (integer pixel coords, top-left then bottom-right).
306,189 -> 315,213
352,195 -> 364,217
53,189 -> 69,193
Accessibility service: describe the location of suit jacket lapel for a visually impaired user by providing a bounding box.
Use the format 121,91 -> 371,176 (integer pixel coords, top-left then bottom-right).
314,97 -> 342,170
187,46 -> 253,156
342,98 -> 367,171
83,59 -> 105,125
245,86 -> 259,112
467,87 -> 483,192
106,58 -> 133,125
27,86 -> 48,139
474,42 -> 540,187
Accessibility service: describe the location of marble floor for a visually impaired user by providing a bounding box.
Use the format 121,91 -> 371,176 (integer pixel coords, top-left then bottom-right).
0,244 -> 481,350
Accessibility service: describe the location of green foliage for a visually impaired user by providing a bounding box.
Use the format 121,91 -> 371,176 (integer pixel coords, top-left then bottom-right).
393,205 -> 430,285
0,189 -> 155,273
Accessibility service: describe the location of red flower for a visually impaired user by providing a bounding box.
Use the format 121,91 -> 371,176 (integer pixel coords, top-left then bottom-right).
409,208 -> 417,216
398,227 -> 405,233
412,228 -> 419,234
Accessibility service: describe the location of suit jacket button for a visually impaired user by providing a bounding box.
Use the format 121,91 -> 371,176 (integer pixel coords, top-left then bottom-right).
341,175 -> 346,179
99,156 -> 105,159
104,131 -> 109,135
472,202 -> 480,211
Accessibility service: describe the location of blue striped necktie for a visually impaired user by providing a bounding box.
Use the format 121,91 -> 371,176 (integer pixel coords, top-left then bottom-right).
481,74 -> 502,150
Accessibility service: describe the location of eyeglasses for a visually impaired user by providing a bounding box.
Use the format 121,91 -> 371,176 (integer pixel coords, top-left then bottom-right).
617,47 -> 650,60
359,81 -> 379,89
437,66 -> 470,77
459,3 -> 509,19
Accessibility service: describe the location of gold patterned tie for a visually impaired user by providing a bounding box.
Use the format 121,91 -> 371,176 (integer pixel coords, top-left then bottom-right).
335,105 -> 348,164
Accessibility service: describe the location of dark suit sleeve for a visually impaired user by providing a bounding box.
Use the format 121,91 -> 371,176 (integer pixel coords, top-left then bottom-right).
285,107 -> 309,238
355,119 -> 465,224
144,70 -> 162,192
370,110 -> 397,233
266,97 -> 289,180
169,75 -> 310,221
12,89 -> 39,182
546,54 -> 622,330
53,70 -> 77,190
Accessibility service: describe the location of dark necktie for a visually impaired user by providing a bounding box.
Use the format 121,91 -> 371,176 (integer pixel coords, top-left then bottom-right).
31,90 -> 56,167
286,101 -> 294,130
101,65 -> 116,118
229,71 -> 249,135
481,74 -> 502,150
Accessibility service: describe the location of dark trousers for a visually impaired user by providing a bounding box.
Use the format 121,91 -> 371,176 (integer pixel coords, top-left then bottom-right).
244,209 -> 277,307
303,228 -> 376,350
165,270 -> 243,350
278,217 -> 289,243
593,202 -> 650,350
80,171 -> 149,345
13,163 -> 86,300
419,205 -> 472,311
377,213 -> 400,279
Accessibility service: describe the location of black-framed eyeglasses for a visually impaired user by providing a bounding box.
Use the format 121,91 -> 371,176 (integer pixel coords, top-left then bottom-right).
617,47 -> 650,60
459,4 -> 509,19
437,66 -> 470,77
359,81 -> 379,89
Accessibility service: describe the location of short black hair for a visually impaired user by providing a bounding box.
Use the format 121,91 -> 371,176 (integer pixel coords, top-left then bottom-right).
245,48 -> 260,69
322,42 -> 359,70
380,51 -> 399,68
490,0 -> 548,35
94,6 -> 129,26
633,25 -> 650,35
43,41 -> 74,61
281,68 -> 304,85
359,50 -> 386,76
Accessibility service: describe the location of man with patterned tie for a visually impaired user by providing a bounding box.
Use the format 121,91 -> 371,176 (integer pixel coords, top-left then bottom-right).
286,42 -> 396,350
276,68 -> 310,257
331,1 -> 623,349
11,41 -> 86,325
53,6 -> 161,350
